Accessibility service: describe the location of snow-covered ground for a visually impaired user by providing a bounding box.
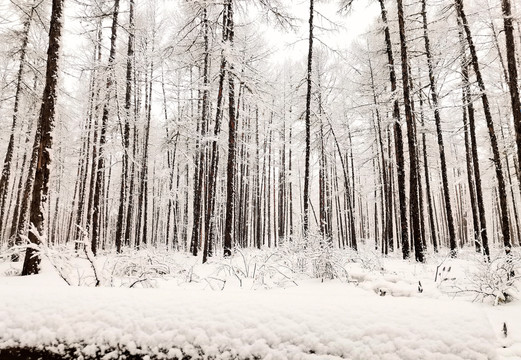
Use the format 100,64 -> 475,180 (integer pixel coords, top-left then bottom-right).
0,243 -> 520,359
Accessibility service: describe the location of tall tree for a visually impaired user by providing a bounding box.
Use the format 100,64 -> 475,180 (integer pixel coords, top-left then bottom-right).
396,0 -> 424,262
420,0 -> 457,255
0,4 -> 35,240
455,0 -> 512,252
303,0 -> 314,236
115,0 -> 135,253
22,0 -> 65,275
224,0 -> 237,257
378,0 -> 409,259
500,0 -> 521,189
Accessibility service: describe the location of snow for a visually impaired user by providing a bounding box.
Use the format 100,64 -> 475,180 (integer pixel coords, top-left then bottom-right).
0,247 -> 519,359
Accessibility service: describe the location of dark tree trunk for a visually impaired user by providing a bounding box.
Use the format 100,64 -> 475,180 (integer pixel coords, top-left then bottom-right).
204,3 -> 229,260
420,0 -> 457,255
22,0 -> 65,275
303,0 -> 314,236
455,0 -> 511,252
115,0 -> 134,253
378,0 -> 409,259
223,0 -> 237,257
92,0 -> 120,255
396,0 -> 423,262
501,0 -> 521,191
140,52 -> 154,248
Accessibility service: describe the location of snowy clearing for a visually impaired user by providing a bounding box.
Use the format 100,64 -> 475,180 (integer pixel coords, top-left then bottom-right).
1,246 -> 520,359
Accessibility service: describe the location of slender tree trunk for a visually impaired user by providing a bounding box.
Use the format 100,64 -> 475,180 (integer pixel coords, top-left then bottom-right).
223,0 -> 237,257
421,0 -> 456,255
203,4 -> 229,260
115,0 -> 135,253
303,0 -> 314,236
92,0 -> 120,255
0,6 -> 35,239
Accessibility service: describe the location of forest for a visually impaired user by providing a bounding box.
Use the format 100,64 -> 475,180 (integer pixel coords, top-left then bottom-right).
0,0 -> 521,357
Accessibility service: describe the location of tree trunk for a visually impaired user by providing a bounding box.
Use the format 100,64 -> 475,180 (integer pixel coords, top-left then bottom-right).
378,0 -> 409,259
396,0 -> 424,262
303,0 -> 314,236
501,0 -> 521,192
0,6 -> 35,239
115,0 -> 135,253
22,0 -> 65,275
203,3 -> 229,261
455,0 -> 511,252
223,0 -> 237,257
420,0 -> 456,255
92,0 -> 120,255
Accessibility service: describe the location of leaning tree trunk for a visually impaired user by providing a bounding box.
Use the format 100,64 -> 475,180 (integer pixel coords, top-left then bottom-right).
0,5 -> 35,240
458,18 -> 490,257
455,0 -> 511,252
22,0 -> 65,275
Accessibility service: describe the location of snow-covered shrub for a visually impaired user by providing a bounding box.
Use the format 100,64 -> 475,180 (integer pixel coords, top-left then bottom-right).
6,226 -> 183,288
107,250 -> 176,288
277,233 -> 349,281
345,244 -> 384,273
443,251 -> 520,304
277,236 -> 309,274
212,247 -> 299,289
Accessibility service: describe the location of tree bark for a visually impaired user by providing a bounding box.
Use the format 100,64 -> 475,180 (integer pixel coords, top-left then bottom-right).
378,0 -> 409,259
223,0 -> 237,257
455,0 -> 511,252
501,0 -> 521,193
303,0 -> 314,236
396,0 -> 424,262
115,0 -> 135,253
22,0 -> 65,275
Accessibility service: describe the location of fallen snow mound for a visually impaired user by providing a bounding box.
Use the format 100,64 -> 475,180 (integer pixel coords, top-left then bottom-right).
0,279 -> 498,360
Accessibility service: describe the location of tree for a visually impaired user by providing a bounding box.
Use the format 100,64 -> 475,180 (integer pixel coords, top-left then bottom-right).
455,0 -> 512,253
115,0 -> 135,253
420,0 -> 457,256
224,0 -> 237,257
303,0 -> 314,237
378,0 -> 409,259
396,0 -> 424,262
500,0 -> 521,191
0,3 -> 35,240
22,0 -> 65,275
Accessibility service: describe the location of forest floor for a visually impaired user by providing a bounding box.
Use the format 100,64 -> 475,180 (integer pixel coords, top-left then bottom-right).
0,241 -> 520,359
